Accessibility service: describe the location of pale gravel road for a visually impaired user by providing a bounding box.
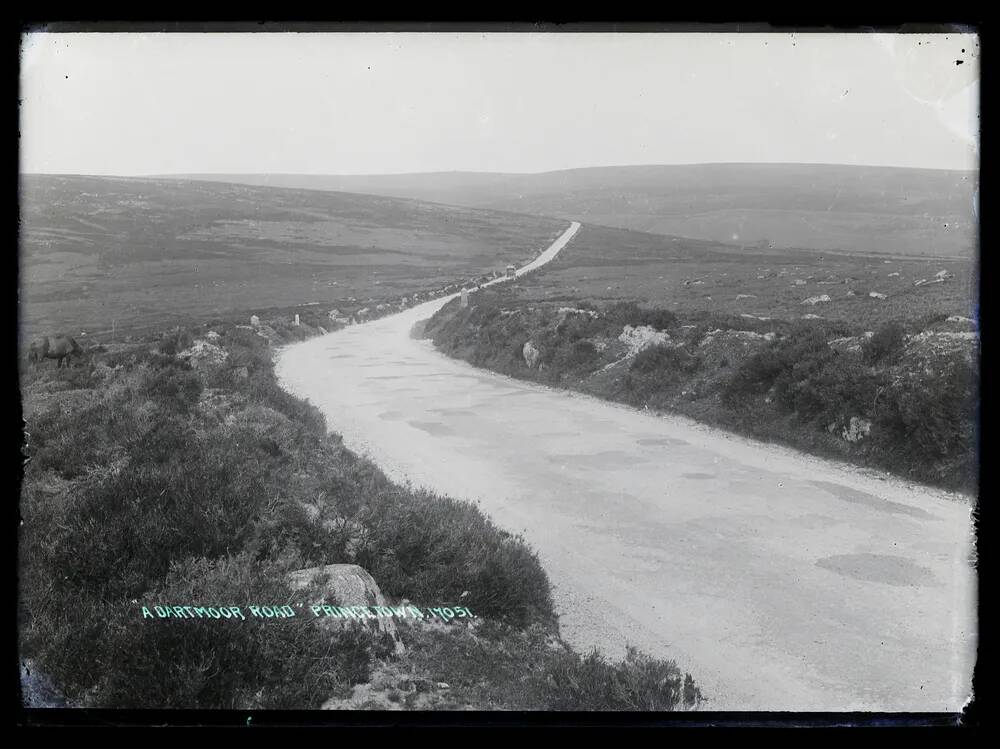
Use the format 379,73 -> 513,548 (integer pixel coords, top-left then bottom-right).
276,221 -> 976,711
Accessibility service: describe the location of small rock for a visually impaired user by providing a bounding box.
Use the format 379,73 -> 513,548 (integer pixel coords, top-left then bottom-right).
801,295 -> 832,305
869,292 -> 887,300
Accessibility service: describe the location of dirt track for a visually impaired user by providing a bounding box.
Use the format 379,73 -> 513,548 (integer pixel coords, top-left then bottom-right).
276,221 -> 975,711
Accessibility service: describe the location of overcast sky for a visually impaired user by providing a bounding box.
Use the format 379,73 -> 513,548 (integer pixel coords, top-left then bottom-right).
19,31 -> 980,175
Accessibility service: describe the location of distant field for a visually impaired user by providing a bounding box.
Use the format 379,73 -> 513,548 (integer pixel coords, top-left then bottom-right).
166,163 -> 979,258
510,223 -> 977,328
18,175 -> 567,342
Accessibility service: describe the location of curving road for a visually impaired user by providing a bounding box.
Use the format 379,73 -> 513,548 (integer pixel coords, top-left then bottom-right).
276,221 -> 976,711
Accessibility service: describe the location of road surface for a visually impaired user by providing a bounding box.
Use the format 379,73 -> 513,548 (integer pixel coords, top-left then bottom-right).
276,221 -> 976,711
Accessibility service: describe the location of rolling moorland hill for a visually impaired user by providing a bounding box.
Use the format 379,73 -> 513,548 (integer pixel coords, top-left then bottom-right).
18,175 -> 567,341
161,164 -> 979,259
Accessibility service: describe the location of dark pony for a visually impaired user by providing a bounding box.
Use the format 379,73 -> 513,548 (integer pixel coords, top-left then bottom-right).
28,335 -> 84,368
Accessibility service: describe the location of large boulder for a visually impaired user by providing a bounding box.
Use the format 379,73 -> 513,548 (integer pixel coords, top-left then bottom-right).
618,325 -> 671,356
288,564 -> 405,655
177,339 -> 228,369
523,340 -> 541,369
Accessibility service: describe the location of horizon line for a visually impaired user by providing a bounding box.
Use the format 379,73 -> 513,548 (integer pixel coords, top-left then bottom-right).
21,161 -> 980,179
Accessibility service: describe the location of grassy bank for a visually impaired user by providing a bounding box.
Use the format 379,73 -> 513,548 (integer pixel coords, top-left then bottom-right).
18,314 -> 700,710
425,289 -> 979,494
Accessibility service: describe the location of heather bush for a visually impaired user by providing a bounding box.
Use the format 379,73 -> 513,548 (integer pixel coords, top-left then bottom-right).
863,321 -> 907,365
625,345 -> 703,403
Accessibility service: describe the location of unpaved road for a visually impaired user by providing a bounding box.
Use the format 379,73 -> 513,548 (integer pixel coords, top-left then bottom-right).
277,221 -> 976,711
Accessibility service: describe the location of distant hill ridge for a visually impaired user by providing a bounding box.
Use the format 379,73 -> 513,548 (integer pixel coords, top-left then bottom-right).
151,164 -> 978,258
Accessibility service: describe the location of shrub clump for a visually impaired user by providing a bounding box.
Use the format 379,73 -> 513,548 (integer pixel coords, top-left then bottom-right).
863,321 -> 906,365
625,345 -> 702,404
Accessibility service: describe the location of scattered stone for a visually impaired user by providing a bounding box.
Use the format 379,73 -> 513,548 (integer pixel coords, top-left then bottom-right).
906,331 -> 979,356
842,417 -> 872,443
794,279 -> 807,286
801,295 -> 832,305
523,341 -> 541,369
698,329 -> 772,348
735,294 -> 757,300
177,339 -> 228,368
888,272 -> 900,277
828,332 -> 873,353
557,306 -> 599,318
802,314 -> 823,320
618,325 -> 671,356
846,290 -> 856,297
869,292 -> 887,300
255,324 -> 277,343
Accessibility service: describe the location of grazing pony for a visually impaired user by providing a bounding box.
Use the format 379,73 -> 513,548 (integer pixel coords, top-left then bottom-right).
28,335 -> 83,368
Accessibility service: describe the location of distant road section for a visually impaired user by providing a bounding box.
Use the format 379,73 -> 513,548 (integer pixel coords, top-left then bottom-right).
277,220 -> 975,711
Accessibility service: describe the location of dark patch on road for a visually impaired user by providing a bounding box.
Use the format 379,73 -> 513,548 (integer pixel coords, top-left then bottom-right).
815,553 -> 937,587
810,480 -> 935,519
548,450 -> 648,469
408,420 -> 455,437
637,436 -> 689,447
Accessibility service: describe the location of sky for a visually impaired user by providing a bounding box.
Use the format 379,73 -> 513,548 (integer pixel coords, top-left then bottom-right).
19,31 -> 980,176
